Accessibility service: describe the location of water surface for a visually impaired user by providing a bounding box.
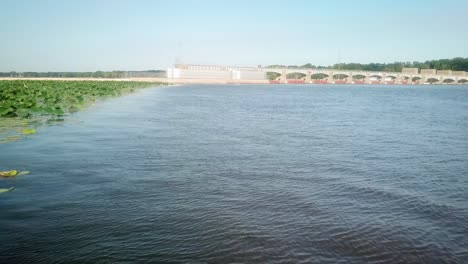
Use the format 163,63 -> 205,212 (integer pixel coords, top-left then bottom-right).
1,85 -> 467,263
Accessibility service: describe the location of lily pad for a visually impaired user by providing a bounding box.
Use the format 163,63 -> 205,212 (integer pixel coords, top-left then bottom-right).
17,171 -> 30,176
47,118 -> 65,123
0,170 -> 18,177
0,107 -> 13,116
21,128 -> 36,135
0,187 -> 15,194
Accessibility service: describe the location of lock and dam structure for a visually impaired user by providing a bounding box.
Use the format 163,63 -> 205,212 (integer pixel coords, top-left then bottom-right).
167,64 -> 468,85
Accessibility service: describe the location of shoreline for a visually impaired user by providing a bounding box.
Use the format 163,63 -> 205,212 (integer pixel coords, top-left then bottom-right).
0,77 -> 269,85
1,77 -> 466,85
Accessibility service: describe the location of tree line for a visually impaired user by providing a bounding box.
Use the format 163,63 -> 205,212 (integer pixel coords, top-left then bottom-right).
267,57 -> 468,72
0,70 -> 165,78
2,58 -> 468,77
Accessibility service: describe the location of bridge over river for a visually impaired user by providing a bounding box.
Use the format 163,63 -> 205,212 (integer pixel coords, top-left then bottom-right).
168,64 -> 468,85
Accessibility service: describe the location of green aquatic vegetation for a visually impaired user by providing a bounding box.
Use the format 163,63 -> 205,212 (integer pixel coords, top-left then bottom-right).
0,171 -> 29,194
21,128 -> 36,135
0,187 -> 14,194
0,170 -> 30,177
0,80 -> 158,118
0,117 -> 37,143
0,117 -> 28,130
47,118 -> 65,123
0,170 -> 18,177
0,80 -> 162,143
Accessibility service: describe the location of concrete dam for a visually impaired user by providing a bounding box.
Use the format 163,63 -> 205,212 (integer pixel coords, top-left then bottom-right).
167,64 -> 468,85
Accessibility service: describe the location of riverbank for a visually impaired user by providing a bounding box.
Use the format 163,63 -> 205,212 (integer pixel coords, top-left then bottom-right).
2,77 -> 467,85
0,77 -> 269,84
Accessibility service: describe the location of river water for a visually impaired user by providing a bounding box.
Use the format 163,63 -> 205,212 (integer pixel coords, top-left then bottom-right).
1,84 -> 467,263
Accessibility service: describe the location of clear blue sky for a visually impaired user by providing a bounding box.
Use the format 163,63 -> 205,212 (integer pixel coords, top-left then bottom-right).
1,0 -> 467,71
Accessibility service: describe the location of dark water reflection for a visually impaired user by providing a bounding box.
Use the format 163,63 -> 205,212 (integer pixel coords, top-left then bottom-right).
1,85 -> 468,263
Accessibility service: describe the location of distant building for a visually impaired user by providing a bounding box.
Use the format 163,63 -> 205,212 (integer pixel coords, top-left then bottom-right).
167,64 -> 266,80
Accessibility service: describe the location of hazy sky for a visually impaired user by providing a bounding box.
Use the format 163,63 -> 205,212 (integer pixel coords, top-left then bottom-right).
1,0 -> 467,71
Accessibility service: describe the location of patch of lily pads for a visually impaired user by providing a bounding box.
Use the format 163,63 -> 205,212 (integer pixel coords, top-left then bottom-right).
0,80 -> 158,144
0,80 -> 156,118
